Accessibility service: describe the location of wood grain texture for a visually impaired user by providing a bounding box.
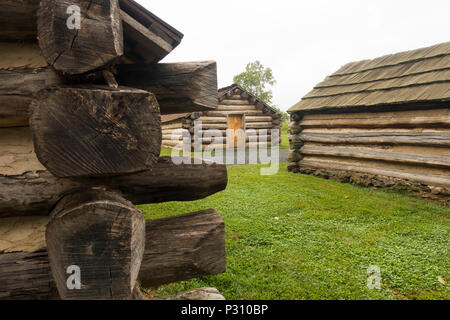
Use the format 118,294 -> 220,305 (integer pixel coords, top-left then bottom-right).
30,86 -> 161,178
0,68 -> 62,127
38,0 -> 123,74
301,145 -> 450,169
140,209 -> 226,288
46,190 -> 145,300
0,250 -> 56,300
0,0 -> 40,41
0,210 -> 226,300
0,157 -> 228,218
300,131 -> 450,147
116,61 -> 218,114
300,108 -> 450,128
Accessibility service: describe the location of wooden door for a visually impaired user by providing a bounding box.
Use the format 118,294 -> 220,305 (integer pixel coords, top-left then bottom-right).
228,114 -> 244,147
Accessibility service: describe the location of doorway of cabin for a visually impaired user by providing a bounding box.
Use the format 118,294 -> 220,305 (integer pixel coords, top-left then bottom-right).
228,114 -> 245,148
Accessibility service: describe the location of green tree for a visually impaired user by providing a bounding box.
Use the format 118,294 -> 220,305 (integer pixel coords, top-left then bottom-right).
233,61 -> 288,121
233,61 -> 276,105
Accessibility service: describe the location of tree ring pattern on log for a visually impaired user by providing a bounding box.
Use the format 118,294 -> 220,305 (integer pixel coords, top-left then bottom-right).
30,86 -> 161,178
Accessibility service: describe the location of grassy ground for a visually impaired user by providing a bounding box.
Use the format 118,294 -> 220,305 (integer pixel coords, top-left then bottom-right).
280,121 -> 289,150
140,163 -> 449,300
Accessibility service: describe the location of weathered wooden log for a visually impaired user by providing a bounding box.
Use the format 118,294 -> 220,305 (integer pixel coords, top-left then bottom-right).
0,0 -> 182,65
139,209 -> 225,288
30,86 -> 161,178
0,157 -> 228,218
0,64 -> 216,125
46,191 -> 145,300
0,250 -> 56,300
37,0 -> 123,74
300,132 -> 450,147
301,145 -> 450,169
299,157 -> 450,189
0,209 -> 226,300
220,100 -> 251,106
0,68 -> 62,127
116,61 -> 218,114
204,111 -> 265,117
300,115 -> 450,128
0,0 -> 39,41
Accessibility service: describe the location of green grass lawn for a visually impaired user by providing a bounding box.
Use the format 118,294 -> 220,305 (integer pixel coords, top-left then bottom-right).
280,120 -> 289,150
139,163 -> 449,300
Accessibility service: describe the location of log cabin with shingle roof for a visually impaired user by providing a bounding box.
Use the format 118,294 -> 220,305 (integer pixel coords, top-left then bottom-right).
161,84 -> 282,150
287,42 -> 450,200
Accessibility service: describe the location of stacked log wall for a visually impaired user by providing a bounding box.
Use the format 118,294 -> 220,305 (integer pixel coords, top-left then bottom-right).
161,93 -> 282,149
0,0 -> 227,300
288,107 -> 450,200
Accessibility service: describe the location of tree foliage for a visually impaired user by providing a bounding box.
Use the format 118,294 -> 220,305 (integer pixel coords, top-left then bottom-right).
233,61 -> 288,121
233,61 -> 276,106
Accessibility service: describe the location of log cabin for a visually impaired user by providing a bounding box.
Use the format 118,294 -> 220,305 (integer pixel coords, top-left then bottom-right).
288,42 -> 450,200
161,84 -> 282,150
0,0 -> 226,300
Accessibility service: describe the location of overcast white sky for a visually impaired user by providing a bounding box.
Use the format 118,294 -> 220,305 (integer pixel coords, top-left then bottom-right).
136,0 -> 449,111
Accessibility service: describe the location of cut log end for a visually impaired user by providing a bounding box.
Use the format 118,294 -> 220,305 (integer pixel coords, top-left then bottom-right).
30,86 -> 161,178
46,190 -> 145,300
37,0 -> 124,75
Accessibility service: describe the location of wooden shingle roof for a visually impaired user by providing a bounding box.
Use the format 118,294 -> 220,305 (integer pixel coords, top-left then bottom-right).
289,42 -> 450,113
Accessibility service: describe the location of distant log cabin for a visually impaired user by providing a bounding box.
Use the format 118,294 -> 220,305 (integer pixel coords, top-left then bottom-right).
161,84 -> 282,150
288,42 -> 450,200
